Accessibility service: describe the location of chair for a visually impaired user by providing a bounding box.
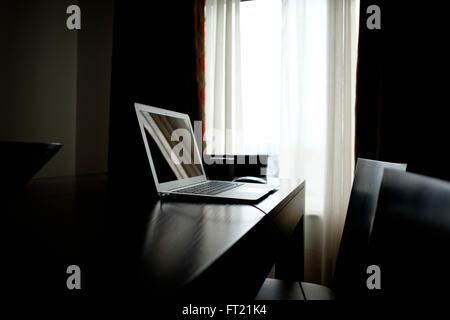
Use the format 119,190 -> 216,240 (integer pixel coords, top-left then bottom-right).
255,158 -> 406,300
366,169 -> 450,300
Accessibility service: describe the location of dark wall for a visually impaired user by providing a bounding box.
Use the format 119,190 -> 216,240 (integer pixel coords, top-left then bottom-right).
76,0 -> 114,175
356,1 -> 450,181
0,0 -> 78,177
109,1 -> 200,180
0,0 -> 113,177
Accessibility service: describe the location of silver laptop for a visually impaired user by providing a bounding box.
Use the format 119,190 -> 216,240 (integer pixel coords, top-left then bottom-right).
135,103 -> 276,202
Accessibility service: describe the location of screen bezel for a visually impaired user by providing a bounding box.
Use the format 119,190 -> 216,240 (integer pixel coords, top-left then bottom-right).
135,103 -> 207,193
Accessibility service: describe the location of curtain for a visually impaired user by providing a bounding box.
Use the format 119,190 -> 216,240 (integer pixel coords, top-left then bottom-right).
204,0 -> 243,155
194,0 -> 206,151
204,0 -> 360,286
279,0 -> 359,285
354,0 -> 383,162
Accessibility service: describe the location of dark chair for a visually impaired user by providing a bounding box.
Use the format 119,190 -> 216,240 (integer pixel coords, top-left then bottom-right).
367,169 -> 450,300
255,158 -> 406,300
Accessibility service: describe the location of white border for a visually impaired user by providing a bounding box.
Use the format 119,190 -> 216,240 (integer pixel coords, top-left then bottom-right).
134,103 -> 207,193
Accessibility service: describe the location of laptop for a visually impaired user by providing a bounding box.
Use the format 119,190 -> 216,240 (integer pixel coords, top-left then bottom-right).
135,103 -> 276,202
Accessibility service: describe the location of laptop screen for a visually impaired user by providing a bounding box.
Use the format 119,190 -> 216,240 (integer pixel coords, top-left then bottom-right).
138,110 -> 203,184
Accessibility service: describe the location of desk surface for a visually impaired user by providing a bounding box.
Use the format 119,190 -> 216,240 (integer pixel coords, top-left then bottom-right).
3,175 -> 304,299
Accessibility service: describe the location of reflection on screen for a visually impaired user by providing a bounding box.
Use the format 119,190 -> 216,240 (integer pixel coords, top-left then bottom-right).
138,111 -> 203,183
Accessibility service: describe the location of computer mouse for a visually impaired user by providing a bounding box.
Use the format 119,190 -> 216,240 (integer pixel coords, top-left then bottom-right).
232,176 -> 267,184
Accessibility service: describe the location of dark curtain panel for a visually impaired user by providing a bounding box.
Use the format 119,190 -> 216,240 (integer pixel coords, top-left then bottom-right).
355,0 -> 450,181
194,0 -> 206,151
108,1 -> 201,180
194,0 -> 206,124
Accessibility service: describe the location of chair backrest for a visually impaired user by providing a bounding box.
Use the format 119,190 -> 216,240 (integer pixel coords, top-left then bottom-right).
367,169 -> 450,299
333,158 -> 406,297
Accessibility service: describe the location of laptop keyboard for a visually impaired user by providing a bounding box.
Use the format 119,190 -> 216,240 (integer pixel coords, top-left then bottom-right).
174,181 -> 242,196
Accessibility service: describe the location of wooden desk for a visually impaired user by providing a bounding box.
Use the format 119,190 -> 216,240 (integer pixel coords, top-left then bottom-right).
3,175 -> 305,300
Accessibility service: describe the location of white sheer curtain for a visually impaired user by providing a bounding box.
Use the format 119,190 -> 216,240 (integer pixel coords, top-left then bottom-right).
205,0 -> 360,286
204,0 -> 243,155
279,0 -> 359,285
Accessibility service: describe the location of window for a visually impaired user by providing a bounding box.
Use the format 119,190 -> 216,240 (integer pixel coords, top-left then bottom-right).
240,0 -> 281,155
205,0 -> 360,286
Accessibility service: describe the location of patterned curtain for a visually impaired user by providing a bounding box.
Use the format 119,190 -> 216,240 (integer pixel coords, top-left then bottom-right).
194,0 -> 206,152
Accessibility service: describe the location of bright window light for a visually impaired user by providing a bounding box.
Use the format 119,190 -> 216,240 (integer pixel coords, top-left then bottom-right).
240,0 -> 281,155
